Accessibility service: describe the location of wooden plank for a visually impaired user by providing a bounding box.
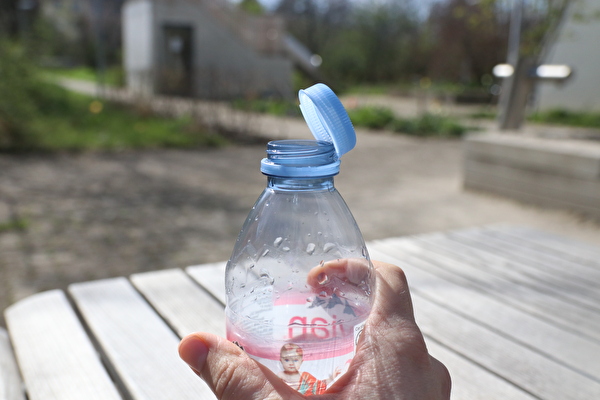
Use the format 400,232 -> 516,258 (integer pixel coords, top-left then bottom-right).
425,340 -> 536,400
4,291 -> 121,400
0,328 -> 24,400
369,243 -> 600,382
398,234 -> 600,341
186,262 -> 227,305
474,225 -> 600,273
413,294 -> 600,400
372,239 -> 600,399
448,228 -> 600,295
418,231 -> 600,312
494,225 -> 600,266
131,269 -> 225,338
69,278 -> 213,400
438,231 -> 600,312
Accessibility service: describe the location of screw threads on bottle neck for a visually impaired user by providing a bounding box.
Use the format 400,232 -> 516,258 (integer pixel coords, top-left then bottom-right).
260,140 -> 340,178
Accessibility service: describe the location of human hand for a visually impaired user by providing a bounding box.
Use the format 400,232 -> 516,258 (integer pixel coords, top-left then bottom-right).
178,260 -> 451,399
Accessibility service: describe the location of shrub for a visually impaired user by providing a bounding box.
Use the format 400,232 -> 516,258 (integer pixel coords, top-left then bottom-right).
231,99 -> 301,117
0,41 -> 229,152
391,113 -> 467,137
0,41 -> 41,150
347,106 -> 395,130
347,105 -> 468,137
529,109 -> 600,129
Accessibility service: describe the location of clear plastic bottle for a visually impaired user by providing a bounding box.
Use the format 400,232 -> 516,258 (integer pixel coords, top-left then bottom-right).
225,84 -> 375,395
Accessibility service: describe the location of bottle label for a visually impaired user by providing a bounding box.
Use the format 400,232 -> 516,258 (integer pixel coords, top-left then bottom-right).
227,290 -> 367,395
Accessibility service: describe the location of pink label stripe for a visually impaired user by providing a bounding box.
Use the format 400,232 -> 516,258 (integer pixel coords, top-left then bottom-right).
228,333 -> 354,361
274,292 -> 313,306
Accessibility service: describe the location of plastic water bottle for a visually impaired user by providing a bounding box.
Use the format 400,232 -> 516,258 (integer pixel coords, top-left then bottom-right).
225,84 -> 375,395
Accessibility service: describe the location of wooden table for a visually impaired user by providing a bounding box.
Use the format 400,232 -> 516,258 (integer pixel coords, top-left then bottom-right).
2,225 -> 600,399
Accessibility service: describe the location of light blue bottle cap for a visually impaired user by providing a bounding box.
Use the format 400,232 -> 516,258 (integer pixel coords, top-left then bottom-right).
260,84 -> 355,178
298,83 -> 356,159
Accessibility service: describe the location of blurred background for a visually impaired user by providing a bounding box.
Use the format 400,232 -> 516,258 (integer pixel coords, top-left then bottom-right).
1,0 -> 599,322
0,0 -> 587,149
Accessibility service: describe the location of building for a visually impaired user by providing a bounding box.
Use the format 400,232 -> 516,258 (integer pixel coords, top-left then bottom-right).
535,0 -> 600,112
122,0 -> 316,100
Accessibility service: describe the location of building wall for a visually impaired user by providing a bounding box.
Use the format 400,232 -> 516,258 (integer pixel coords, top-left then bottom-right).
155,0 -> 292,99
535,0 -> 600,112
123,0 -> 293,99
123,0 -> 155,96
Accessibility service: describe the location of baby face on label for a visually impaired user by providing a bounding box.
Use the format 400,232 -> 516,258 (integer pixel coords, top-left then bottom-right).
280,350 -> 303,373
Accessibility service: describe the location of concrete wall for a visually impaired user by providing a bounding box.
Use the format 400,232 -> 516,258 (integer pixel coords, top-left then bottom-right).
536,0 -> 600,112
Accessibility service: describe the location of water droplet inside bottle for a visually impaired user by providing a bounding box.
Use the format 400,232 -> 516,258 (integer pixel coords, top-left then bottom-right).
249,264 -> 255,269
260,269 -> 275,285
306,297 -> 313,303
359,282 -> 371,295
306,243 -> 316,255
282,246 -> 290,252
274,237 -> 283,247
262,249 -> 270,257
319,291 -> 328,298
324,243 -> 336,253
317,273 -> 329,285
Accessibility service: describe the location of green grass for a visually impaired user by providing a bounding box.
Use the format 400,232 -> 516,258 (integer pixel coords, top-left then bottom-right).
231,99 -> 301,117
0,217 -> 29,233
469,110 -> 497,120
45,66 -> 124,87
2,82 -> 228,152
529,109 -> 600,129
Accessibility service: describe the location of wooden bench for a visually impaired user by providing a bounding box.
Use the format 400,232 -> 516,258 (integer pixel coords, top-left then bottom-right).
2,225 -> 600,399
464,133 -> 600,218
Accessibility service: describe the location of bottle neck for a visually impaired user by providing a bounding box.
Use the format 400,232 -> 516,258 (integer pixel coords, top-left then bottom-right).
260,140 -> 340,178
267,176 -> 335,191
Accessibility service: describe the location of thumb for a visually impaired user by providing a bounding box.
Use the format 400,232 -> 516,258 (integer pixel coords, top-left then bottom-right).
178,333 -> 303,400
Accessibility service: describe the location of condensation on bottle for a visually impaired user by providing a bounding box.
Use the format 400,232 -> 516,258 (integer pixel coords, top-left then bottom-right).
225,84 -> 375,396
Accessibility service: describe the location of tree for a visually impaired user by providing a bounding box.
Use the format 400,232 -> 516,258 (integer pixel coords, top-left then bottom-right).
425,0 -> 572,85
277,0 -> 423,86
426,0 -> 508,84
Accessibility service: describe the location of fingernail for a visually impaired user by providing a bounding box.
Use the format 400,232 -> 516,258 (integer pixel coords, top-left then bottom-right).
179,335 -> 209,372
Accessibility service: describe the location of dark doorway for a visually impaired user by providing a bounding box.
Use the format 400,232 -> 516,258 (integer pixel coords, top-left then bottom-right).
159,25 -> 193,97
